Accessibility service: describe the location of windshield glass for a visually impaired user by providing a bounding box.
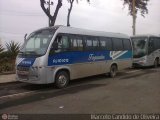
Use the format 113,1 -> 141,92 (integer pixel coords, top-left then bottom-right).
20,29 -> 55,56
132,37 -> 148,58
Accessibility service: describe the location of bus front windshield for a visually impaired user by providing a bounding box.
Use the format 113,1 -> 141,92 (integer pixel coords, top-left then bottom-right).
132,37 -> 148,58
20,29 -> 54,56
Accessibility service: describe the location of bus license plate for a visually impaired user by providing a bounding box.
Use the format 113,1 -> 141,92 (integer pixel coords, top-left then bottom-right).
17,71 -> 29,75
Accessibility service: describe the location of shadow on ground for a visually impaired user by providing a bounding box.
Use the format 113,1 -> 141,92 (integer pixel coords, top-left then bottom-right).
0,82 -> 107,110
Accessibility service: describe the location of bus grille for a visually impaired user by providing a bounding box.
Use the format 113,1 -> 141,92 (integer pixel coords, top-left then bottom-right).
17,66 -> 30,71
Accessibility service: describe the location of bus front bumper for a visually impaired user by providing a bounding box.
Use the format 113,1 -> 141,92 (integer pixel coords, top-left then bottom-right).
132,58 -> 149,67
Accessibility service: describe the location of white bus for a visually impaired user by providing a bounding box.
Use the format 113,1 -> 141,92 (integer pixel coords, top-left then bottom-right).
16,26 -> 133,88
131,35 -> 160,67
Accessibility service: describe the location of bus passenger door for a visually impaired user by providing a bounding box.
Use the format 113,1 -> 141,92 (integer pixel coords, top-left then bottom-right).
148,38 -> 156,65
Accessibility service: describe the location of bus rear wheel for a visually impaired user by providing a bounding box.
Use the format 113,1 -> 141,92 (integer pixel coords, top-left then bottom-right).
109,65 -> 117,78
55,71 -> 69,89
154,59 -> 159,68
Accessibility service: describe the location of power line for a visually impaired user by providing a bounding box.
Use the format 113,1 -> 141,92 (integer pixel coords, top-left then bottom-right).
0,12 -> 44,17
0,30 -> 24,35
0,9 -> 43,14
0,13 -> 44,17
0,10 -> 45,16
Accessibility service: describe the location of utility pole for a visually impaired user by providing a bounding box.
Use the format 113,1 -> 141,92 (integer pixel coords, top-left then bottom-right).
45,0 -> 53,26
132,0 -> 136,35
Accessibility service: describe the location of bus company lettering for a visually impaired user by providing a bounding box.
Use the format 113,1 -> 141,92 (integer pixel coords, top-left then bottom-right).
21,61 -> 32,65
53,59 -> 69,64
88,54 -> 105,61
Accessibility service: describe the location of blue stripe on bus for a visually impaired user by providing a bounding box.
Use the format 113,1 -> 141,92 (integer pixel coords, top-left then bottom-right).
48,50 -> 132,66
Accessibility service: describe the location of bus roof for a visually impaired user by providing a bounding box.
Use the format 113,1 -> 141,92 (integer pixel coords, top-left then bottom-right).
57,26 -> 129,39
131,34 -> 160,38
35,25 -> 130,39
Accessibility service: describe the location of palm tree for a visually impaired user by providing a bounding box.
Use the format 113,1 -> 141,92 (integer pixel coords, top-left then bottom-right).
5,41 -> 20,71
6,41 -> 20,59
0,45 -> 4,53
123,0 -> 150,35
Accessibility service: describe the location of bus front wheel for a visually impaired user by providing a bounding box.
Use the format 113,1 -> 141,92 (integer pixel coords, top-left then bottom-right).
109,65 -> 117,78
55,71 -> 69,89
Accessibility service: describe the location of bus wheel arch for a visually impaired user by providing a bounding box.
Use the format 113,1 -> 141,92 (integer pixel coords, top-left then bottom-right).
109,63 -> 118,78
55,69 -> 70,89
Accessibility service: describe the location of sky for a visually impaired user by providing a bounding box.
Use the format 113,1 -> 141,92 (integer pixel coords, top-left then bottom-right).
0,0 -> 160,46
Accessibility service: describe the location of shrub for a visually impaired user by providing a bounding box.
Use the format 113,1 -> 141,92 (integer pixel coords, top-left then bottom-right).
0,41 -> 20,73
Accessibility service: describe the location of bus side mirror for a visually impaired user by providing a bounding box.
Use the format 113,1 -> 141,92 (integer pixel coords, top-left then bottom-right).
24,33 -> 27,41
49,42 -> 58,55
52,42 -> 58,51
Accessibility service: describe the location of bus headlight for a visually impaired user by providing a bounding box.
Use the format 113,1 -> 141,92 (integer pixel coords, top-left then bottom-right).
139,58 -> 146,64
31,66 -> 39,77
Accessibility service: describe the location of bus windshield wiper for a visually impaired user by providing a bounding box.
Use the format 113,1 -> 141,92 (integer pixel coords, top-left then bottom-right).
27,51 -> 37,54
19,51 -> 24,53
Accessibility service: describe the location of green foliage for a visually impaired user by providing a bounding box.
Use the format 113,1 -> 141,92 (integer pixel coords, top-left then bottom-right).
123,0 -> 150,17
5,41 -> 20,59
0,62 -> 13,72
0,51 -> 14,73
0,45 -> 4,53
0,41 -> 20,73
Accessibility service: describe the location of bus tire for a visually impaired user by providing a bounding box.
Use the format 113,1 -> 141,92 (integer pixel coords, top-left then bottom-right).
55,71 -> 69,89
154,58 -> 159,68
109,65 -> 117,78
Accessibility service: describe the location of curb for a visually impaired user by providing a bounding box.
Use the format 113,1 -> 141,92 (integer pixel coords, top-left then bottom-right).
0,72 -> 15,75
0,73 -> 17,85
0,81 -> 19,86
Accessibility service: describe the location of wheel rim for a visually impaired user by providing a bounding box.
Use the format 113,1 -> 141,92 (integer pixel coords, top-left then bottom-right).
58,75 -> 67,86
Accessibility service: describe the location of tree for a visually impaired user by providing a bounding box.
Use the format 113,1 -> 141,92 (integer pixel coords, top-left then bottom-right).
6,41 -> 20,59
40,0 -> 62,27
123,0 -> 150,35
0,45 -> 4,53
67,0 -> 90,27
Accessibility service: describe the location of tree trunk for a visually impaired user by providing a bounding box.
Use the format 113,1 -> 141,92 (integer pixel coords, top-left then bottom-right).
67,0 -> 74,27
50,0 -> 62,26
40,0 -> 62,27
132,0 -> 136,35
132,15 -> 136,36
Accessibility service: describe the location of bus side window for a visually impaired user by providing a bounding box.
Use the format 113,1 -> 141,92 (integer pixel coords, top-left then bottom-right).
92,38 -> 99,50
84,37 -> 99,51
70,35 -> 84,51
85,37 -> 93,51
99,38 -> 106,50
112,38 -> 124,51
105,37 -> 112,50
158,38 -> 160,49
77,36 -> 84,51
99,37 -> 112,51
148,38 -> 155,54
50,35 -> 70,54
123,39 -> 132,50
155,38 -> 160,50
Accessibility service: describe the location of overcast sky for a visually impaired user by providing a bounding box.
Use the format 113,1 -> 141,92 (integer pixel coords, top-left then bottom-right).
0,0 -> 160,46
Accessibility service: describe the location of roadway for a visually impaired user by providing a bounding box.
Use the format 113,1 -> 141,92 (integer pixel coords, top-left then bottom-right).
0,67 -> 160,115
